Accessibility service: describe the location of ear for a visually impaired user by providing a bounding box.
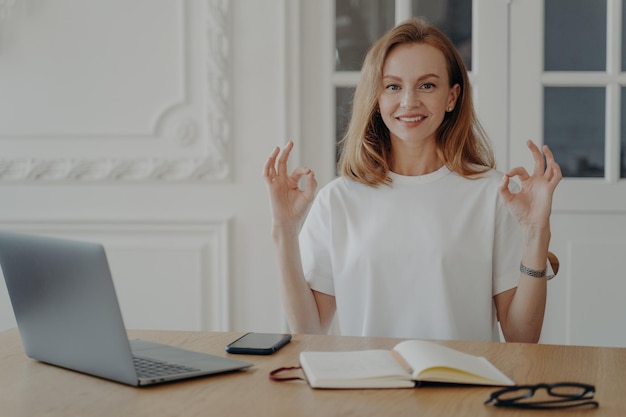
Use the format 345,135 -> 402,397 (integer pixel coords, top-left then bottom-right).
447,83 -> 461,111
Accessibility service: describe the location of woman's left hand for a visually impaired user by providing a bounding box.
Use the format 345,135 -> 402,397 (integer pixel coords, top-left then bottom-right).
499,140 -> 563,230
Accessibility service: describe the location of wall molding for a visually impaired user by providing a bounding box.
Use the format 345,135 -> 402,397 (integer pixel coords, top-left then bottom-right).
0,0 -> 231,183
0,219 -> 231,331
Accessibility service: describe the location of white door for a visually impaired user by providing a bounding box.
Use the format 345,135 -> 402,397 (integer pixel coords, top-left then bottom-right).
510,0 -> 626,346
299,0 -> 626,347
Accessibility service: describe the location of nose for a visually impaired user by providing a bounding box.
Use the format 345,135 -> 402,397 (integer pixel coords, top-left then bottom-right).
400,89 -> 419,108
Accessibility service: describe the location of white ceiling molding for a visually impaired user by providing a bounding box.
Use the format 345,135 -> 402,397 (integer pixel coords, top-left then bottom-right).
0,0 -> 231,182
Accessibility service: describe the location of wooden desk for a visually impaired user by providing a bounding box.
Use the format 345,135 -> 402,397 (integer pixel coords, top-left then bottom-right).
0,328 -> 622,416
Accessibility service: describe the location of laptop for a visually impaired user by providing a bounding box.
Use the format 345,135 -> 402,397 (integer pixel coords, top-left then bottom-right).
0,230 -> 252,386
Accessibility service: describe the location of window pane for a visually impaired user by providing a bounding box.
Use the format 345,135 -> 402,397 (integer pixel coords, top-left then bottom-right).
544,0 -> 606,71
336,87 -> 356,164
412,0 -> 472,71
335,0 -> 395,71
544,87 -> 605,178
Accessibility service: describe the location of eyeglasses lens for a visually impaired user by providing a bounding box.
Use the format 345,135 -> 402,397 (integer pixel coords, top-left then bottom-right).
549,384 -> 590,398
496,387 -> 534,402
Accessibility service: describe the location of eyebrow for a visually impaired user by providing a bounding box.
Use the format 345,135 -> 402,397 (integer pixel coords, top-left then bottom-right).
382,73 -> 441,82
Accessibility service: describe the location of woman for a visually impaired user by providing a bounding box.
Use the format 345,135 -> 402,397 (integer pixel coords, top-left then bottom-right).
263,18 -> 561,343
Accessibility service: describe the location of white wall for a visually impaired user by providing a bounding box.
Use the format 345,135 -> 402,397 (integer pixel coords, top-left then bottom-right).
227,0 -> 287,331
0,0 -> 286,333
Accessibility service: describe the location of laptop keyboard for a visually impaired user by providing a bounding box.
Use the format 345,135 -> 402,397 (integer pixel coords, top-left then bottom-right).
133,356 -> 200,378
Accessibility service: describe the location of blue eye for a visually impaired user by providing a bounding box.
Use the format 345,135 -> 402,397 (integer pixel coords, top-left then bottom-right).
385,84 -> 400,91
421,82 -> 436,90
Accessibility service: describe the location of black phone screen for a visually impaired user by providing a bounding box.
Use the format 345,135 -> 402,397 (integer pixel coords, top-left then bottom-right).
225,332 -> 291,355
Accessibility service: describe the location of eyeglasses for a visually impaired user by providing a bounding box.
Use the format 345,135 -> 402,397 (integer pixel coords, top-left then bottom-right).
484,382 -> 599,409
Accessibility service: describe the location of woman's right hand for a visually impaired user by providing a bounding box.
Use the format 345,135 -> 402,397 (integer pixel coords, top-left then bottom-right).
262,141 -> 317,229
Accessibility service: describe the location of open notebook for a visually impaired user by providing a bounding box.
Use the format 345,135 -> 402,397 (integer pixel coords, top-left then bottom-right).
298,340 -> 515,389
0,230 -> 252,386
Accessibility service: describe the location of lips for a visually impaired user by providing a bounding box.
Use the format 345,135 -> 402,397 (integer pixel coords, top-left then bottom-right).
397,115 -> 426,122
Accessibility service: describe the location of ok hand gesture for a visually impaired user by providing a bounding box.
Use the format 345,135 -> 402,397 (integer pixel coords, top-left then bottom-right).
263,141 -> 318,229
499,140 -> 562,231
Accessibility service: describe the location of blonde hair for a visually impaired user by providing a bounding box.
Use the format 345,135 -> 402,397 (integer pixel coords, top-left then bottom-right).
338,17 -> 495,186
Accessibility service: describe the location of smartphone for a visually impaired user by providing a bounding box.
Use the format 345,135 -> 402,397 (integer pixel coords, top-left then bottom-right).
225,332 -> 292,355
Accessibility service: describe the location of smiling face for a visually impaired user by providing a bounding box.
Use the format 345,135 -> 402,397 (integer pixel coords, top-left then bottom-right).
378,42 -> 460,150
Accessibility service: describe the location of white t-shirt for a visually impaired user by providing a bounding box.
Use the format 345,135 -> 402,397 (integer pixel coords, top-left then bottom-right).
299,166 -> 522,341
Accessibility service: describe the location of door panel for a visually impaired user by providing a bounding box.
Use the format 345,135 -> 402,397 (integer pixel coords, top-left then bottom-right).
511,0 -> 626,346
